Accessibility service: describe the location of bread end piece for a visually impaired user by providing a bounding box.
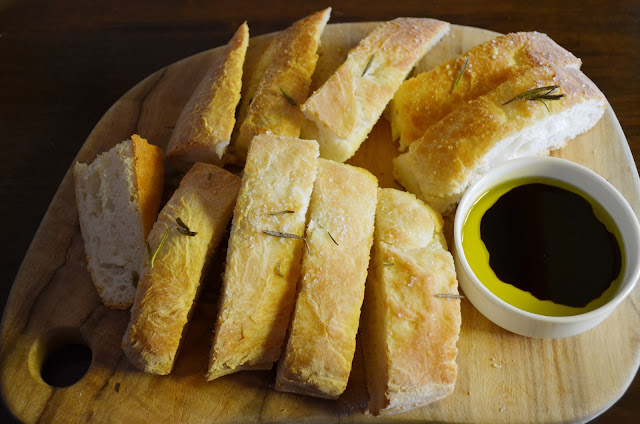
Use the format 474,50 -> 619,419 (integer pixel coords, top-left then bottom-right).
363,188 -> 460,416
74,135 -> 163,309
122,163 -> 241,374
300,18 -> 450,162
166,22 -> 249,170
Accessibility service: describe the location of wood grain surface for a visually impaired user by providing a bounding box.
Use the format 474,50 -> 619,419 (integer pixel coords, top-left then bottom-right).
2,1 -> 640,423
1,21 -> 639,423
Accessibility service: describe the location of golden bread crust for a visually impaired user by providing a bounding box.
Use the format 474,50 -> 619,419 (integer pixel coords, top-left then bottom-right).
394,65 -> 606,213
390,32 -> 582,150
207,135 -> 320,380
166,23 -> 249,169
300,18 -> 450,162
231,8 -> 331,163
275,159 -> 378,399
362,188 -> 461,415
122,163 -> 241,374
131,134 -> 164,238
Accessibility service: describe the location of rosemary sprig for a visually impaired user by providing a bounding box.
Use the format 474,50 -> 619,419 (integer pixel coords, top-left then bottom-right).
176,217 -> 197,236
148,229 -> 169,268
452,57 -> 469,93
435,293 -> 465,299
268,210 -> 295,216
280,88 -> 296,106
263,229 -> 309,253
362,54 -> 374,76
502,85 -> 565,111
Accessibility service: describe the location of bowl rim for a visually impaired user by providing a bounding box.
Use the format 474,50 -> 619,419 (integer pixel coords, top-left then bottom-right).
453,156 -> 640,324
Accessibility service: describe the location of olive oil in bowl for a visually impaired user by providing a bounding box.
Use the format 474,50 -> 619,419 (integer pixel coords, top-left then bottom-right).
461,177 -> 624,317
453,157 -> 640,338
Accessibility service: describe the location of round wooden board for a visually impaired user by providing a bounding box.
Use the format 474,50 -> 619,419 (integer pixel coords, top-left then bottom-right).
2,23 -> 639,424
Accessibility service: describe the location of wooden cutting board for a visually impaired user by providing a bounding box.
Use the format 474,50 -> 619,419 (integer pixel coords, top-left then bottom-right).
2,22 -> 639,424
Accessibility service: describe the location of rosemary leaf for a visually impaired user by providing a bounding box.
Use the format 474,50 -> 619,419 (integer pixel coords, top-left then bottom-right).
362,54 -> 374,76
435,293 -> 465,299
149,229 -> 169,268
276,262 -> 284,277
263,230 -> 310,254
502,85 -> 565,108
452,57 -> 469,93
327,230 -> 338,245
268,210 -> 295,216
115,382 -> 121,393
176,217 -> 197,236
382,262 -> 395,266
280,88 -> 296,106
263,230 -> 304,240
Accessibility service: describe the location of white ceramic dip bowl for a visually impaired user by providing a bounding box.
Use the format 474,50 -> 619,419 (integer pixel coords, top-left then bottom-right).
453,156 -> 640,338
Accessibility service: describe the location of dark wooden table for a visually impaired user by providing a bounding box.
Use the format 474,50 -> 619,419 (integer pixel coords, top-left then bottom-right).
1,1 -> 638,422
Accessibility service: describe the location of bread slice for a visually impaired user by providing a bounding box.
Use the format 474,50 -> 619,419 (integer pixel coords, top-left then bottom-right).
394,65 -> 607,214
122,163 -> 240,375
299,18 -> 449,163
74,134 -> 163,309
229,8 -> 331,164
361,188 -> 461,416
275,159 -> 378,399
207,135 -> 320,380
166,22 -> 249,170
389,32 -> 581,151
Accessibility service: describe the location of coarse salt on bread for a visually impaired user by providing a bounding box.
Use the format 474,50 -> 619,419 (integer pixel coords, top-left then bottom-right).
394,65 -> 607,214
300,18 -> 450,163
207,135 -> 319,380
230,8 -> 331,163
166,22 -> 249,169
361,188 -> 461,416
74,135 -> 163,309
275,159 -> 378,399
390,31 -> 581,151
122,163 -> 241,375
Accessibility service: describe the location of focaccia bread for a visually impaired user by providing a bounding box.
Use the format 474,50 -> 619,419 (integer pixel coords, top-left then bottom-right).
122,163 -> 241,375
230,8 -> 331,163
389,32 -> 581,151
361,188 -> 461,416
275,159 -> 378,399
166,22 -> 249,169
300,18 -> 450,163
74,134 -> 163,309
394,65 -> 606,214
207,135 -> 320,380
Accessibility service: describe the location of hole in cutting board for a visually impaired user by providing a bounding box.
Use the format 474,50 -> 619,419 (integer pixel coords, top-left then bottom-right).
29,327 -> 93,388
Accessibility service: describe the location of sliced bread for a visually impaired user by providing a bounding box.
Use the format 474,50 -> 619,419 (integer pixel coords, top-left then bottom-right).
393,65 -> 606,214
122,163 -> 241,375
229,8 -> 331,164
166,22 -> 249,170
361,188 -> 461,415
74,135 -> 163,308
389,32 -> 581,151
300,18 -> 450,163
